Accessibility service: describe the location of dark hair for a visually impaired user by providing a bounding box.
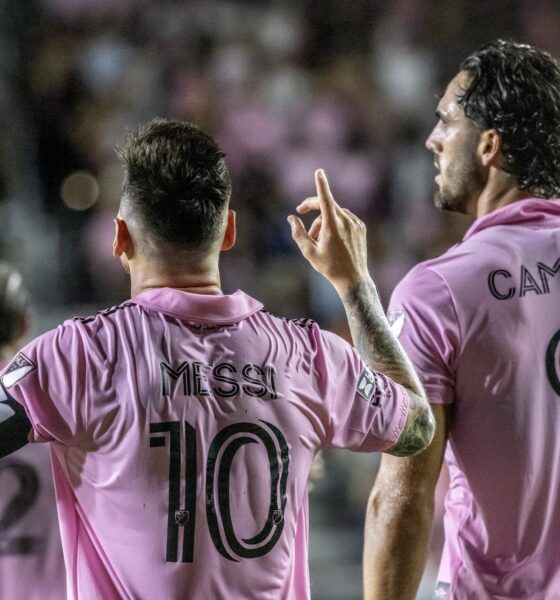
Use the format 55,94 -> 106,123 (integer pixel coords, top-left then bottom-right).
0,263 -> 28,346
116,118 -> 232,251
459,40 -> 560,198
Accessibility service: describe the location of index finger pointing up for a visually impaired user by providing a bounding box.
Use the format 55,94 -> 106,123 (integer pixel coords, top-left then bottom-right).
315,169 -> 337,223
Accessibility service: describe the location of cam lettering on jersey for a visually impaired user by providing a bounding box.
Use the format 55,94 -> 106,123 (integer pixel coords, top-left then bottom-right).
488,258 -> 560,299
160,361 -> 278,400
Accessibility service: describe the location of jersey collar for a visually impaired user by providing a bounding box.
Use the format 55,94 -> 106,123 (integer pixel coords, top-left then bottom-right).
463,198 -> 560,242
132,288 -> 263,325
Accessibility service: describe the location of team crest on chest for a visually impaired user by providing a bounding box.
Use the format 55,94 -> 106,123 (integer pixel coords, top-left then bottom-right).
2,353 -> 36,388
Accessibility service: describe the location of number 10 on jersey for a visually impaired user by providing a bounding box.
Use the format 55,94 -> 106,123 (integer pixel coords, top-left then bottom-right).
150,420 -> 290,563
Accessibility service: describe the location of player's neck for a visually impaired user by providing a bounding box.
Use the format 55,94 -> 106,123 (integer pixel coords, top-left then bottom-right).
475,176 -> 533,218
129,260 -> 223,297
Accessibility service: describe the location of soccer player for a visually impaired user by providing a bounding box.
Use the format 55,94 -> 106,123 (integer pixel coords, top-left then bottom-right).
0,119 -> 434,599
0,262 -> 66,599
363,40 -> 560,599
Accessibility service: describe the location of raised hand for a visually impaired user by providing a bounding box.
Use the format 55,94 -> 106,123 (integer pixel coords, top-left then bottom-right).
288,169 -> 434,459
287,169 -> 368,295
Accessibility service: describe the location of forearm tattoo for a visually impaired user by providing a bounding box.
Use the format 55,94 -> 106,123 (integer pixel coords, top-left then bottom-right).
341,280 -> 419,390
386,395 -> 435,457
341,280 -> 434,455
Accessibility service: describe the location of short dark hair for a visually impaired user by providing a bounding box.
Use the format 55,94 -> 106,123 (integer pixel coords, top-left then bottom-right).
459,40 -> 560,198
0,263 -> 28,346
116,118 -> 232,252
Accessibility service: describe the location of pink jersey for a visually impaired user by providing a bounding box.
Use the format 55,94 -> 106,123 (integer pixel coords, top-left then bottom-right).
2,288 -> 408,599
388,199 -> 560,599
0,360 -> 66,600
0,444 -> 66,600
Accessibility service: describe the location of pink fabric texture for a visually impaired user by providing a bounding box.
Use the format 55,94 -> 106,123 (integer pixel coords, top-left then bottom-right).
0,440 -> 66,600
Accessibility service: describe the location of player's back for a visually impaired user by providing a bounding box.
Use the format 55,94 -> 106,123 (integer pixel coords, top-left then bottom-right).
5,288 -> 406,599
430,199 -> 560,594
61,293 -> 315,599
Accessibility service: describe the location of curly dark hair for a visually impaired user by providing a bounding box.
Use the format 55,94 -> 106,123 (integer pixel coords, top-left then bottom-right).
117,118 -> 232,252
459,40 -> 560,198
0,263 -> 28,346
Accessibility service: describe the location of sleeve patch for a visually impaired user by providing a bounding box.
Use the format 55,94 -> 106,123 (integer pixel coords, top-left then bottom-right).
357,368 -> 378,403
2,353 -> 36,388
387,309 -> 406,337
357,368 -> 393,408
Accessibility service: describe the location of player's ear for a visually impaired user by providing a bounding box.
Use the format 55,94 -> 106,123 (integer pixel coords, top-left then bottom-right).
221,210 -> 236,252
113,217 -> 133,257
478,129 -> 502,167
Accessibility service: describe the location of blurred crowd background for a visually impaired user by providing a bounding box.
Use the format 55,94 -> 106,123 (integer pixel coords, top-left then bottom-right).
1,0 -> 558,598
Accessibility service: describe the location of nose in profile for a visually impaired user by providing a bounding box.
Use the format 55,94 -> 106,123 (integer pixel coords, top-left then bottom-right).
425,126 -> 442,154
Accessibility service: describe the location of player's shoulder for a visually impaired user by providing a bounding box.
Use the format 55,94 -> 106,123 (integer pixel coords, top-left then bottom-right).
258,308 -> 352,357
395,258 -> 449,297
34,301 -> 139,348
71,301 -> 138,326
397,236 -> 491,294
258,308 -> 336,346
23,301 -> 139,362
390,254 -> 464,323
258,308 -> 317,334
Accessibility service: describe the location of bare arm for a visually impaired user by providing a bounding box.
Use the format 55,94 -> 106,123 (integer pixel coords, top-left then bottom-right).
288,169 -> 435,456
364,404 -> 448,600
338,279 -> 434,456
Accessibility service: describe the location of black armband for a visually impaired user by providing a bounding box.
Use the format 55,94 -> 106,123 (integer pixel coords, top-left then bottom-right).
0,383 -> 32,458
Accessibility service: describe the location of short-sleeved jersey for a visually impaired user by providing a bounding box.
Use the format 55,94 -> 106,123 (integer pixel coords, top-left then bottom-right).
389,199 -> 560,599
0,384 -> 66,600
2,288 -> 408,600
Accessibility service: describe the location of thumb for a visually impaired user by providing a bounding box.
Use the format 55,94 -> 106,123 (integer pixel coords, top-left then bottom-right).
288,215 -> 316,259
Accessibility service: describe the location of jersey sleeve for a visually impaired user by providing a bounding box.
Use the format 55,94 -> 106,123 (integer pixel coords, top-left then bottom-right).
315,328 -> 409,453
1,322 -> 93,447
388,263 -> 460,405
